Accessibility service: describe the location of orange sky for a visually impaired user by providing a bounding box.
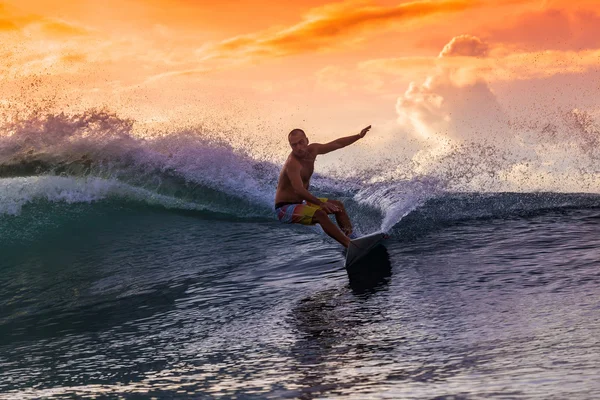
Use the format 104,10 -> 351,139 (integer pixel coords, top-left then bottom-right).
1,0 -> 600,172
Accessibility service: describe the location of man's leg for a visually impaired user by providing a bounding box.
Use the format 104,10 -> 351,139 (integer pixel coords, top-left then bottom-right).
328,200 -> 353,236
313,209 -> 351,248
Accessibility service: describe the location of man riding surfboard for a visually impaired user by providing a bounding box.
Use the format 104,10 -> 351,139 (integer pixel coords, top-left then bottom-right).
274,126 -> 371,248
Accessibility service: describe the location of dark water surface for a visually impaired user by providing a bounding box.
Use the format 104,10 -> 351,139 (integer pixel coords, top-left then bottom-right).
1,198 -> 600,399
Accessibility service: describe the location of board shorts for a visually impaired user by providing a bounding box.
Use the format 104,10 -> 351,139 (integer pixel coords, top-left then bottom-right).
275,198 -> 328,225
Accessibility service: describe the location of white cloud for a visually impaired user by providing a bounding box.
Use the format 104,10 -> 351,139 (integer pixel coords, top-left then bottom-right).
396,36 -> 505,144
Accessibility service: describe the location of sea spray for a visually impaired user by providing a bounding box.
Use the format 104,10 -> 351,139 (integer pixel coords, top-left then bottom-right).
353,177 -> 443,233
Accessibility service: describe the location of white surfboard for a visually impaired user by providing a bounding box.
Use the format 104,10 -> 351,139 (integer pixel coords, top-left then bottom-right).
345,232 -> 387,268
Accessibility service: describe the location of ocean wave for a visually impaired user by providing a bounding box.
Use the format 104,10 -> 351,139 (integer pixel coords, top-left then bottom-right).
2,108 -> 600,238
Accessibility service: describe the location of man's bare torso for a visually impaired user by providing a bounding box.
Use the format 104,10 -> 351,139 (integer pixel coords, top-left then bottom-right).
275,146 -> 317,205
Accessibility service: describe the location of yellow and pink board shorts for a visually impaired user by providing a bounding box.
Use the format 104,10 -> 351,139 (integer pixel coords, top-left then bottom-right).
275,198 -> 328,225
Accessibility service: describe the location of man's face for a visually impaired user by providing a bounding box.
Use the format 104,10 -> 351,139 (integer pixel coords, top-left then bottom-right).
289,133 -> 308,157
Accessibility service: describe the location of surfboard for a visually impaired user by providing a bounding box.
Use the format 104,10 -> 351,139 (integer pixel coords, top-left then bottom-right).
345,232 -> 387,268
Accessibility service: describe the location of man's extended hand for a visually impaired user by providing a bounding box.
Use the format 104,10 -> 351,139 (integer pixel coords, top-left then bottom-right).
359,125 -> 371,138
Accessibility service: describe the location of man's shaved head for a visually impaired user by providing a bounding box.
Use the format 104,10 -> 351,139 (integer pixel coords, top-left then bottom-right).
288,128 -> 306,139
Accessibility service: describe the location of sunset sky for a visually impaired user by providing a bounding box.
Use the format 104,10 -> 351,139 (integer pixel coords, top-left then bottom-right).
1,0 -> 599,179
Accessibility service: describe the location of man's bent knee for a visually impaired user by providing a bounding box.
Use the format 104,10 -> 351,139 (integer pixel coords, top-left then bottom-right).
312,209 -> 328,223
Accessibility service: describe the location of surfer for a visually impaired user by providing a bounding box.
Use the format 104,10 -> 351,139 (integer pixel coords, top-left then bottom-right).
274,126 -> 371,248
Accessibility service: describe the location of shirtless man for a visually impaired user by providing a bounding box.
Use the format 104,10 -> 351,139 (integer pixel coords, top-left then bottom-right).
274,126 -> 371,248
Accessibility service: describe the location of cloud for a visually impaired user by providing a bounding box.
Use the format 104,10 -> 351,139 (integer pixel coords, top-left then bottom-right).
395,35 -> 506,148
0,15 -> 90,38
439,34 -> 489,57
197,0 -> 475,62
38,20 -> 90,37
0,18 -> 16,31
396,75 -> 505,140
0,2 -> 91,37
0,3 -> 32,32
136,0 -> 478,85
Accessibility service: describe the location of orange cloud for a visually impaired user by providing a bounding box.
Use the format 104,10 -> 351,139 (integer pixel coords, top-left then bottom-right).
484,8 -> 600,50
0,18 -> 16,30
39,20 -> 90,37
0,2 -> 29,32
135,0 -> 480,85
0,1 -> 92,37
198,0 -> 476,62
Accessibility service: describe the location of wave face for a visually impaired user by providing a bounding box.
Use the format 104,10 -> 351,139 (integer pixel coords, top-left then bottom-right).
1,107 -> 600,235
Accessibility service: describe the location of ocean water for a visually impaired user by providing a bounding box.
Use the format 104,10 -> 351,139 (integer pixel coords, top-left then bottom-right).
1,111 -> 600,399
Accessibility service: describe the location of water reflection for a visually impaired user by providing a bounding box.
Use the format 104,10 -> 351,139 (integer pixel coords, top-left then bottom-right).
289,289 -> 364,399
288,249 -> 393,400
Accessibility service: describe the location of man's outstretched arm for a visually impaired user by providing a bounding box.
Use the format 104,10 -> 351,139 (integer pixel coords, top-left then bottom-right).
313,125 -> 371,155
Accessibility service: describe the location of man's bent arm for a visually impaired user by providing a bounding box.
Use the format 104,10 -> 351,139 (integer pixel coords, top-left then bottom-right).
287,163 -> 324,205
